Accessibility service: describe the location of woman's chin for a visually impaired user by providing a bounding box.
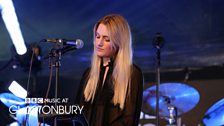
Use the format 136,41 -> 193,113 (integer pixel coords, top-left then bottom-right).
96,53 -> 104,57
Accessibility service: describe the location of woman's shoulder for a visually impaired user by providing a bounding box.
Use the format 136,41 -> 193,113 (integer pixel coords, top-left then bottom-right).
130,64 -> 144,92
132,64 -> 143,75
131,64 -> 143,81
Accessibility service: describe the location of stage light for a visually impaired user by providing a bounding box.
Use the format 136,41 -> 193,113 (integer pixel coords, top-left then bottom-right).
0,0 -> 27,55
8,80 -> 27,99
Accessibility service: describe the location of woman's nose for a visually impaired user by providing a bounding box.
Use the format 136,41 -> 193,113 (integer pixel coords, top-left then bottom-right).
97,38 -> 103,46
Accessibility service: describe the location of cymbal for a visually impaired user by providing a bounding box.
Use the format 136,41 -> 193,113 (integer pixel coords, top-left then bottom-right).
142,83 -> 200,117
203,98 -> 224,126
0,93 -> 25,108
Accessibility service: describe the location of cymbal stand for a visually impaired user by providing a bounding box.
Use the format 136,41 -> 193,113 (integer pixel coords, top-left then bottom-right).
167,105 -> 177,125
152,32 -> 165,126
163,96 -> 178,126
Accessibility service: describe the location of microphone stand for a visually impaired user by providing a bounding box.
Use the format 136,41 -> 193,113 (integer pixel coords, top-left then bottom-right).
47,44 -> 76,126
152,32 -> 164,126
48,44 -> 62,126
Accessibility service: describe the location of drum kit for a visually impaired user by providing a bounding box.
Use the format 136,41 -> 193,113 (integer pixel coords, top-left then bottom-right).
140,82 -> 224,126
0,83 -> 224,125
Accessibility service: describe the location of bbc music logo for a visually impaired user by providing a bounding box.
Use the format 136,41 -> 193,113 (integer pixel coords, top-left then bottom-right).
25,98 -> 43,104
25,98 -> 69,104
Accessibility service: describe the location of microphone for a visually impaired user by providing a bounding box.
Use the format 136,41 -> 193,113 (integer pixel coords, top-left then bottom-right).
43,38 -> 84,49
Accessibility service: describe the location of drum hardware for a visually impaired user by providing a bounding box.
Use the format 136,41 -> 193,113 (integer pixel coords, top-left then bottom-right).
142,82 -> 200,126
166,105 -> 177,125
160,96 -> 178,125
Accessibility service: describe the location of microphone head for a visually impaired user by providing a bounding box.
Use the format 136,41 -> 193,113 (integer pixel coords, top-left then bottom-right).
76,39 -> 84,49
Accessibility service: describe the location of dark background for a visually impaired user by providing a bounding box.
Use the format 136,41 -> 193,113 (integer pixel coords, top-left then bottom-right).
0,0 -> 224,125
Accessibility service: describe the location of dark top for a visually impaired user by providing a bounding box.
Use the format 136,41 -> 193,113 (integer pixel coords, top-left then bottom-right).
77,61 -> 143,126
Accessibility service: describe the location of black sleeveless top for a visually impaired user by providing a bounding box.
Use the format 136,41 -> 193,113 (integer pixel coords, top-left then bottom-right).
77,62 -> 143,126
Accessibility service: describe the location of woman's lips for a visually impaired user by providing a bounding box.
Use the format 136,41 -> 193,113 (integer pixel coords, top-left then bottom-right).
97,47 -> 104,51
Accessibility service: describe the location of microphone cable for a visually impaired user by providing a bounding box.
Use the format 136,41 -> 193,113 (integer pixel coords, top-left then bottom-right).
41,50 -> 54,125
25,50 -> 35,126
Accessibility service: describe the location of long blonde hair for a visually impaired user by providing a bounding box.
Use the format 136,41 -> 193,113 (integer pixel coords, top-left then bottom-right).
84,14 -> 133,109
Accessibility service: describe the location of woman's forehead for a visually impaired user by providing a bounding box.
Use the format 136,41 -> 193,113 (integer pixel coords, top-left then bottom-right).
96,24 -> 109,36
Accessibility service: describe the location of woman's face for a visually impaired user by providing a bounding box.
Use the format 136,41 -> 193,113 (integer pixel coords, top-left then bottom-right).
95,23 -> 116,58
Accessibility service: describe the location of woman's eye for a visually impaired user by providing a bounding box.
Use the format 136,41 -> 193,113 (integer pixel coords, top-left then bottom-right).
105,39 -> 110,42
104,37 -> 110,42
